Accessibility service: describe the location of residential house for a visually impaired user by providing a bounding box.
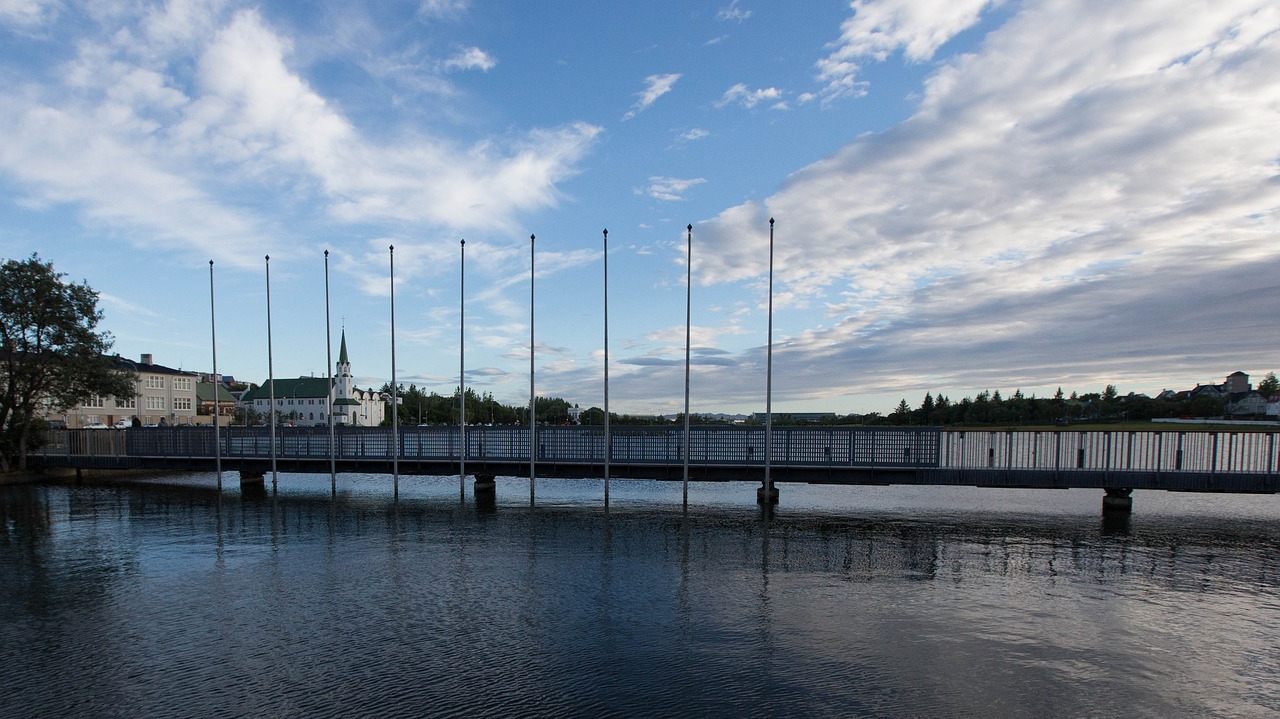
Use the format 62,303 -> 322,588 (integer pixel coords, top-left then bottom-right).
45,354 -> 200,428
197,382 -> 237,423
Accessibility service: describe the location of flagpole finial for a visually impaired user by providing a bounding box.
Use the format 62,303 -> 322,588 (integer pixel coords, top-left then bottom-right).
530,234 -> 535,242
389,244 -> 394,252
209,259 -> 213,267
769,217 -> 774,226
265,255 -> 269,261
460,239 -> 465,247
687,224 -> 692,231
324,249 -> 329,258
603,228 -> 607,237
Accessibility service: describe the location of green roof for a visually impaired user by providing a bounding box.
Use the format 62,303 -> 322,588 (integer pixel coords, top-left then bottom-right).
241,377 -> 333,402
196,383 -> 237,402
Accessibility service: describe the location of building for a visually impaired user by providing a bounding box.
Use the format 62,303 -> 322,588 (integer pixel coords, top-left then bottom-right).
197,382 -> 237,423
45,354 -> 200,428
238,331 -> 387,427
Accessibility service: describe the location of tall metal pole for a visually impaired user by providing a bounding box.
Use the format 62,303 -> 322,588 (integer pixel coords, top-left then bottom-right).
390,244 -> 399,497
529,233 -> 536,504
325,250 -> 336,494
265,255 -> 277,492
603,228 -> 610,505
683,224 -> 693,506
459,239 -> 466,499
763,217 -> 775,505
209,260 -> 221,492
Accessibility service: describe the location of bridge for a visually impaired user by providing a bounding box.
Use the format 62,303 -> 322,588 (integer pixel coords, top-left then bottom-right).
34,425 -> 1279,511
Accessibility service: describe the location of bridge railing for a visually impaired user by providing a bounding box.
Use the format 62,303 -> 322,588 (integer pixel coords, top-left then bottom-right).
34,426 -> 1278,479
40,425 -> 943,467
941,430 -> 1278,475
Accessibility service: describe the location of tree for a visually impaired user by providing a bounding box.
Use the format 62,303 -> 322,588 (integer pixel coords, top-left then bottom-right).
1,255 -> 133,471
1258,372 -> 1279,399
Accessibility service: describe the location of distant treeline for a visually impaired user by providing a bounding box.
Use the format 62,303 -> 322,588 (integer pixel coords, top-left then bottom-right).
382,374 -> 1278,428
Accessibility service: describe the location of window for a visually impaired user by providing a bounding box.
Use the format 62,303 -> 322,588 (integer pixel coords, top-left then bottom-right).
173,397 -> 192,411
117,397 -> 137,409
84,396 -> 105,408
173,378 -> 192,391
146,396 -> 165,411
144,375 -> 164,389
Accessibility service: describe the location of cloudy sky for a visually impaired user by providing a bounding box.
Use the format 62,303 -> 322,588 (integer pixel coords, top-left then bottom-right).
1,0 -> 1276,417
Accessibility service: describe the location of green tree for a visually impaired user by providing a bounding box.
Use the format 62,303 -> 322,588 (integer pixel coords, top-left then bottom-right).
0,254 -> 133,471
1258,372 -> 1279,399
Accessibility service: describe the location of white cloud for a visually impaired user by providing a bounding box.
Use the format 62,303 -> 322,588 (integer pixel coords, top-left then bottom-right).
716,83 -> 784,109
623,73 -> 681,120
677,128 -> 709,143
0,0 -> 59,27
418,0 -> 468,20
640,177 -> 707,202
443,46 -> 496,72
814,0 -> 998,103
0,7 -> 601,269
717,1 -> 752,22
691,0 -> 1280,403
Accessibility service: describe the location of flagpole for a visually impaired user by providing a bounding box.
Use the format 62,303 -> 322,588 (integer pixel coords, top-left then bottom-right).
209,260 -> 221,492
603,228 -> 610,506
761,218 -> 777,506
325,250 -> 336,495
459,239 -> 466,500
529,233 -> 536,505
389,244 -> 399,497
265,255 -> 277,493
683,224 -> 692,507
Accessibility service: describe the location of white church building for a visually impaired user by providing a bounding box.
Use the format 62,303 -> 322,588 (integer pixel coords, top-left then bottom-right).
239,331 -> 388,427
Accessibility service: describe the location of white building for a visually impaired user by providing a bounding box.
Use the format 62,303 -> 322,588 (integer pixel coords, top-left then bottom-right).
43,354 -> 200,428
238,331 -> 387,427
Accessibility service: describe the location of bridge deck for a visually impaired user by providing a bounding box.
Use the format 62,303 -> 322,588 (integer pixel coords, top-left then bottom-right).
32,425 -> 1279,494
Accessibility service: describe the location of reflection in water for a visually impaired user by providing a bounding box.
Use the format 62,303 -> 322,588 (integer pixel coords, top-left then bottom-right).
2,477 -> 1279,718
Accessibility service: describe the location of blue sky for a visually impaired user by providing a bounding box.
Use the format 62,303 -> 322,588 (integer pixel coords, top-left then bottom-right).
1,0 -> 1277,416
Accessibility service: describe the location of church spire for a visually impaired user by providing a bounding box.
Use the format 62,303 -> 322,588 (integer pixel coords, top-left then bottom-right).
338,329 -> 349,366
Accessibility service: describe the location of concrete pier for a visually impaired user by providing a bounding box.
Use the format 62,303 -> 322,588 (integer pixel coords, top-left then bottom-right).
474,474 -> 496,511
1102,487 -> 1133,513
757,483 -> 779,505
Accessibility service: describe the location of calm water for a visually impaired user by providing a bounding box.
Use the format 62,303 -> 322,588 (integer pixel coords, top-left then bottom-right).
3,474 -> 1279,718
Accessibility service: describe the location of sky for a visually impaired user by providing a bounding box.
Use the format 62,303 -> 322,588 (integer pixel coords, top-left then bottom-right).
1,0 -> 1277,418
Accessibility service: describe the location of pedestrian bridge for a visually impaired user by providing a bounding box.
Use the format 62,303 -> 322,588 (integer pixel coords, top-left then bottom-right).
34,425 -> 1279,509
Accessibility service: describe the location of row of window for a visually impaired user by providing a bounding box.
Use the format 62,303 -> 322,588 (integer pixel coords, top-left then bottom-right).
85,397 -> 138,409
141,376 -> 193,390
255,398 -> 327,406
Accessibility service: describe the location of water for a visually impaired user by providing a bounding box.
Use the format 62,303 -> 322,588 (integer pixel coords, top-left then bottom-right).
3,474 -> 1279,718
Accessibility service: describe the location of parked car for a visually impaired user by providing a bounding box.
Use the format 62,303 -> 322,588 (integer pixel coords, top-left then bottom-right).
83,422 -> 109,429
112,419 -> 131,429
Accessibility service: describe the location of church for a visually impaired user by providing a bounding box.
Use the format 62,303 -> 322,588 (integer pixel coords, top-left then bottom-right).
238,331 -> 388,427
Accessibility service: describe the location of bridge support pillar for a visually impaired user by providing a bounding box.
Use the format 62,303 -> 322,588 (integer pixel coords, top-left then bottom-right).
756,483 -> 779,505
474,475 -> 496,512
240,471 -> 265,488
473,474 -> 496,495
1102,487 -> 1132,513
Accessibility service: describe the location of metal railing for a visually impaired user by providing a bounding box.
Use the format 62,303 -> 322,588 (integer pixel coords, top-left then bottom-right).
34,426 -> 1278,480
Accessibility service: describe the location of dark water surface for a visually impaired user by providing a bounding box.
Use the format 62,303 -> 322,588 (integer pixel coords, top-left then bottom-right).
3,474 -> 1279,718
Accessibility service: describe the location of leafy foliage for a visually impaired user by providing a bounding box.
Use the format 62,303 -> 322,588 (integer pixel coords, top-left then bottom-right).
0,254 -> 133,470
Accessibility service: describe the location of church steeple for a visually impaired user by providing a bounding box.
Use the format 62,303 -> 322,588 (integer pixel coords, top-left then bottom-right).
332,329 -> 359,424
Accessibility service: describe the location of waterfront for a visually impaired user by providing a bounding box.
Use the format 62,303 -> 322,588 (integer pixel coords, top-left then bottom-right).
3,474 -> 1280,718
